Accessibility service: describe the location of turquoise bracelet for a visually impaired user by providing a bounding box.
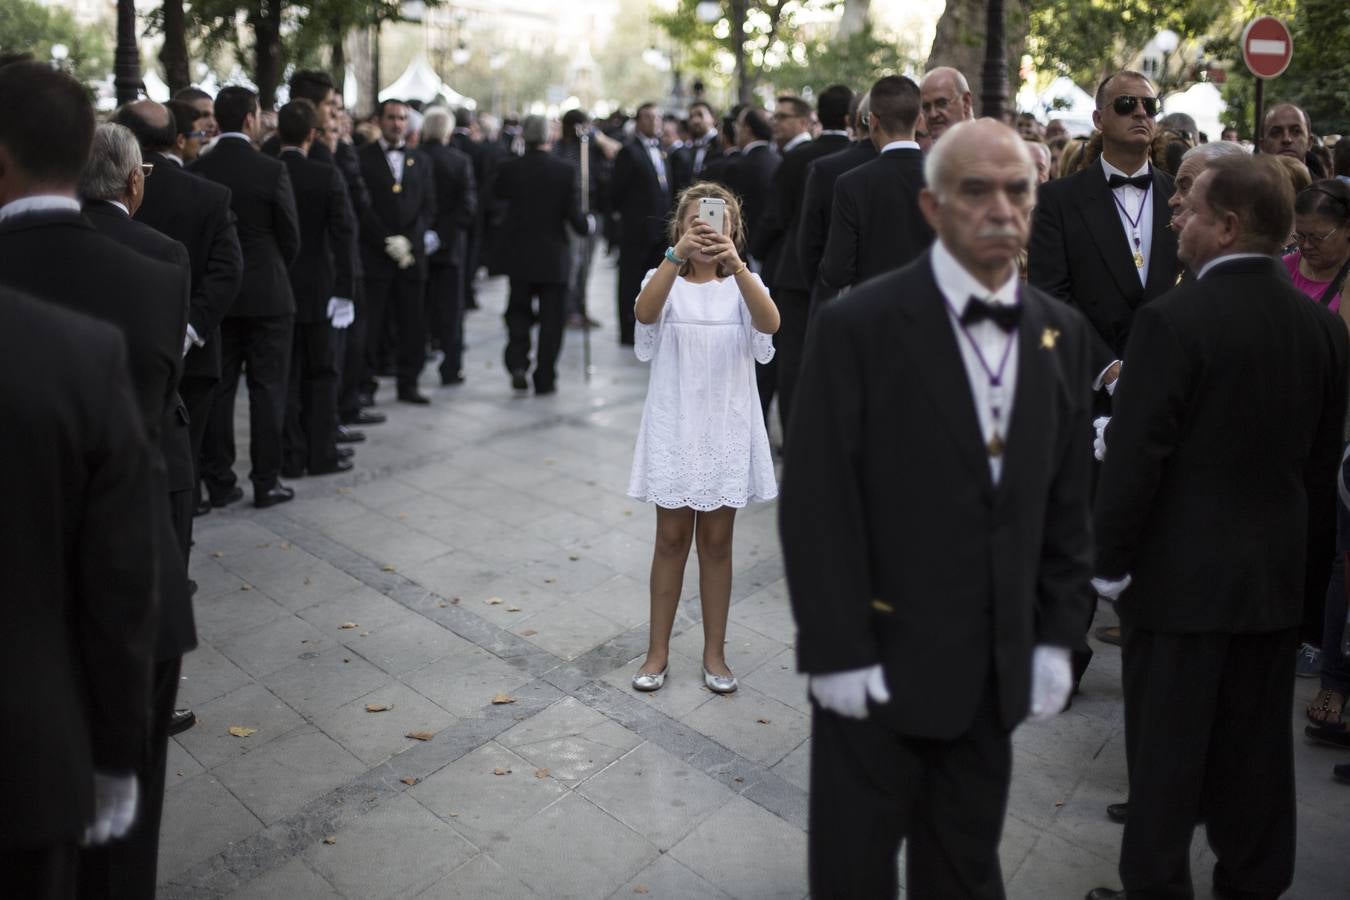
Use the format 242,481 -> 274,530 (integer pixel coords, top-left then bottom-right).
664,246 -> 686,266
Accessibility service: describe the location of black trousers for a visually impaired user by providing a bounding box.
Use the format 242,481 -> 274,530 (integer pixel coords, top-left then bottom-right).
617,239 -> 664,345
201,315 -> 293,498
76,656 -> 181,900
365,274 -> 426,392
772,287 -> 810,444
283,321 -> 340,473
756,279 -> 779,429
2,844 -> 77,900
808,687 -> 1012,899
1120,627 -> 1298,900
505,279 -> 566,390
178,374 -> 217,506
428,262 -> 464,382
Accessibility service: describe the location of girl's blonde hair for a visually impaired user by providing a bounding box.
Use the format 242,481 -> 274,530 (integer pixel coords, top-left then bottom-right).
668,181 -> 747,277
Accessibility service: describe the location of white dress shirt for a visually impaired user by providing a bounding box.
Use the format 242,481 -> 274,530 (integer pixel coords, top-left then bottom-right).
0,194 -> 80,224
783,132 -> 812,153
1196,252 -> 1271,279
880,140 -> 921,154
691,129 -> 718,175
641,137 -> 668,191
378,137 -> 406,185
931,240 -> 1021,484
1100,157 -> 1154,286
163,153 -> 184,166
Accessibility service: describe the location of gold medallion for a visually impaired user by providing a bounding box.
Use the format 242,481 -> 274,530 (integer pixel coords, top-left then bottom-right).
1133,250 -> 1144,268
406,158 -> 414,167
987,432 -> 1005,458
392,183 -> 402,193
1040,327 -> 1060,350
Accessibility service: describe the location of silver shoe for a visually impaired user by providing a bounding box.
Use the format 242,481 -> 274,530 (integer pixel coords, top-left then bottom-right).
703,666 -> 738,694
632,665 -> 668,692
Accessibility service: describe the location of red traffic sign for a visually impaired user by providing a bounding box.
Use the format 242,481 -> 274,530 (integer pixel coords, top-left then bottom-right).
1242,16 -> 1293,79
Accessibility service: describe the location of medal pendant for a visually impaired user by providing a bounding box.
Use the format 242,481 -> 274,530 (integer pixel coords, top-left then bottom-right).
392,183 -> 402,194
1133,250 -> 1144,268
987,432 -> 1005,458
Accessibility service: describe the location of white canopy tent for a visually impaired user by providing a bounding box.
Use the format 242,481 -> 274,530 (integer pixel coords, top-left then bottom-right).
142,69 -> 171,102
379,56 -> 475,110
1029,76 -> 1097,137
1162,82 -> 1227,141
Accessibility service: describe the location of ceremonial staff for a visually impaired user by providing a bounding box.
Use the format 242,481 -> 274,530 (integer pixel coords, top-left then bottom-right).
578,122 -> 594,382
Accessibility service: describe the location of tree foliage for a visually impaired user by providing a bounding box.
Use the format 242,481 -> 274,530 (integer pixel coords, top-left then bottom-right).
0,0 -> 111,84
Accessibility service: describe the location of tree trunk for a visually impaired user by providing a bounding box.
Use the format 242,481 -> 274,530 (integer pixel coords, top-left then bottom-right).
158,0 -> 190,95
328,14 -> 346,88
836,0 -> 870,41
250,0 -> 284,110
927,0 -> 1029,115
113,0 -> 141,106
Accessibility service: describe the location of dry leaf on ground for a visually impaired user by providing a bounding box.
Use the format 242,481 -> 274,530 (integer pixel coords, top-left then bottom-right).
240,585 -> 252,591
493,767 -> 512,776
339,622 -> 358,629
568,555 -> 580,561
490,694 -> 516,705
406,730 -> 435,741
436,601 -> 447,608
381,564 -> 396,572
506,605 -> 521,612
400,777 -> 419,786
227,726 -> 257,738
634,887 -> 650,895
322,836 -> 337,845
521,629 -> 538,637
756,718 -> 771,725
534,768 -> 550,779
544,577 -> 556,584
365,703 -> 391,713
210,551 -> 223,558
486,596 -> 503,605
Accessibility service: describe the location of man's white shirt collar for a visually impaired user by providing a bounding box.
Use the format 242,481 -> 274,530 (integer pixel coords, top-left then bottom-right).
880,140 -> 921,154
783,132 -> 812,152
1101,156 -> 1149,184
1197,252 -> 1271,279
0,195 -> 80,224
742,140 -> 770,153
820,129 -> 849,137
163,152 -> 184,166
218,132 -> 252,144
930,240 -> 1019,314
108,200 -> 130,216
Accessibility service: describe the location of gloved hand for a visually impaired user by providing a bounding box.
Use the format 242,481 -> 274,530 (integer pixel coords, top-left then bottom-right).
327,297 -> 355,329
585,213 -> 598,236
1105,362 -> 1121,396
384,235 -> 414,269
182,324 -> 202,357
83,771 -> 138,846
423,230 -> 441,256
1093,416 -> 1110,461
809,664 -> 890,719
1028,645 -> 1073,722
1091,574 -> 1132,601
182,332 -> 193,357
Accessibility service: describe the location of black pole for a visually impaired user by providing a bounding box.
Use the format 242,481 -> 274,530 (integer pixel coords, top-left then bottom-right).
732,0 -> 748,105
113,0 -> 141,106
1252,77 -> 1264,150
980,0 -> 1008,121
370,23 -> 381,118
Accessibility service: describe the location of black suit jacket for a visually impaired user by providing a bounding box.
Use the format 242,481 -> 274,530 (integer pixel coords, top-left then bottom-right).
279,150 -> 356,322
190,137 -> 300,318
491,150 -> 591,284
1027,158 -> 1180,372
818,147 -> 934,296
357,141 -> 437,280
670,134 -> 723,194
1095,256 -> 1348,632
700,146 -> 739,186
423,141 -> 478,269
0,288 -> 157,849
612,138 -> 673,252
780,250 -> 1096,738
135,152 -> 242,379
751,133 -> 851,292
797,139 -> 877,300
725,144 -> 780,264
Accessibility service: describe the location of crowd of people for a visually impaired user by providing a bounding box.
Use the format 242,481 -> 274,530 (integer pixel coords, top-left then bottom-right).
2,43 -> 1350,900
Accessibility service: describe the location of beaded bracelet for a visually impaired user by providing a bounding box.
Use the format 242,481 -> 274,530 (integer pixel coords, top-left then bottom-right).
664,246 -> 686,266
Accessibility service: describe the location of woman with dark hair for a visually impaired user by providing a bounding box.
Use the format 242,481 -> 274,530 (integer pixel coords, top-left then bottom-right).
1284,180 -> 1350,313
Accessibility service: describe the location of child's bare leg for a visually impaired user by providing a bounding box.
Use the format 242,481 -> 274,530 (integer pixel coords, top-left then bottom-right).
695,506 -> 737,676
641,505 -> 695,674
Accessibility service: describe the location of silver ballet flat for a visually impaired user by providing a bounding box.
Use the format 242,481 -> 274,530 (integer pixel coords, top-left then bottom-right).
703,666 -> 738,694
631,665 -> 668,692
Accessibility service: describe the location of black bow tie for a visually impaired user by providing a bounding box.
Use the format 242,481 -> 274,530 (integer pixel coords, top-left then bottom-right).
387,145 -> 405,153
1108,173 -> 1151,190
961,296 -> 1022,332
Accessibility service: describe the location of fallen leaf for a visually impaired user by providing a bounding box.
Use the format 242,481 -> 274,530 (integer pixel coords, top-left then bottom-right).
256,542 -> 270,549
280,542 -> 290,550
568,555 -> 580,561
634,887 -> 650,895
406,730 -> 436,741
359,631 -> 369,636
544,577 -> 557,584
339,622 -> 358,629
211,551 -> 223,558
733,776 -> 745,784
450,597 -> 461,605
304,577 -> 312,585
381,564 -> 396,572
397,513 -> 407,519
756,718 -> 771,725
486,596 -> 503,605
534,768 -> 550,779
521,629 -> 538,637
337,487 -> 351,494
493,767 -> 512,776
322,836 -> 337,845
240,585 -> 252,591
436,601 -> 447,608
365,703 -> 391,713
400,776 -> 419,786
622,510 -> 632,516
447,811 -> 459,818
491,694 -> 516,705
506,605 -> 521,612
227,726 -> 257,738
342,657 -> 351,663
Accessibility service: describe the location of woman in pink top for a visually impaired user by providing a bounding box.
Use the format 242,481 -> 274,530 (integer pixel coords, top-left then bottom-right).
1284,180 -> 1350,313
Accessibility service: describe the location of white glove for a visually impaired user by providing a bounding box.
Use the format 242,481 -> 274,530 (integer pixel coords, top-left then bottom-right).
327,297 -> 355,329
384,234 -> 414,269
1093,416 -> 1110,461
1091,574 -> 1132,601
83,771 -> 139,846
809,664 -> 890,719
182,332 -> 193,356
585,213 -> 598,236
1028,645 -> 1073,722
423,230 -> 441,256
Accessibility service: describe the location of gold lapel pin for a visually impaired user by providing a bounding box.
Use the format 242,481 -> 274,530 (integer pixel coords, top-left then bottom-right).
392,183 -> 402,193
406,158 -> 415,167
1040,327 -> 1060,350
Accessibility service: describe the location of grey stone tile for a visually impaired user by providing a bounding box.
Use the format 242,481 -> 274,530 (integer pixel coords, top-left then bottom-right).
175,682 -> 307,769
510,602 -> 626,661
404,646 -> 535,718
514,552 -> 619,597
563,528 -> 654,581
394,494 -> 518,548
682,685 -> 812,767
158,775 -> 262,883
344,615 -> 475,676
192,583 -> 290,645
1006,747 -> 1087,831
262,647 -> 394,719
771,737 -> 811,794
189,556 -> 249,602
345,476 -> 428,510
599,651 -> 715,720
608,855 -> 733,900
460,572 -> 566,630
311,680 -> 458,767
213,726 -> 366,826
166,737 -> 204,787
294,584 -> 420,634
302,794 -> 477,900
246,557 -> 369,613
462,532 -> 567,570
520,507 -> 612,546
323,511 -> 453,570
668,795 -> 807,900
671,620 -> 788,678
416,853 -> 537,899
226,857 -> 341,899
177,642 -> 254,709
1004,827 -> 1119,900
742,648 -> 810,713
497,697 -> 642,784
401,549 -> 505,603
216,614 -> 339,680
490,793 -> 659,899
279,492 -> 370,530
579,741 -> 737,849
573,574 -> 652,629
727,580 -> 796,645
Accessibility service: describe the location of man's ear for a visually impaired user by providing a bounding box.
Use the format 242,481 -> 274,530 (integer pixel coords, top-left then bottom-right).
918,187 -> 942,234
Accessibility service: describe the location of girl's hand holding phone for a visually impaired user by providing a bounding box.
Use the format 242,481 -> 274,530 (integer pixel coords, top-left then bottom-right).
705,231 -> 743,270
674,222 -> 716,262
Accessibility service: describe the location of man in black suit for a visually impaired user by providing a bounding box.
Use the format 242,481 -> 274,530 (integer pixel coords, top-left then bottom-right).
819,76 -> 934,297
275,100 -> 357,479
492,115 -> 595,394
670,100 -> 722,193
0,287 -> 157,900
421,107 -> 478,386
357,98 -> 438,404
612,103 -> 674,345
780,120 -> 1093,898
115,100 -> 243,517
452,108 -> 493,310
1085,156 -> 1348,900
699,107 -> 742,186
191,86 -> 302,509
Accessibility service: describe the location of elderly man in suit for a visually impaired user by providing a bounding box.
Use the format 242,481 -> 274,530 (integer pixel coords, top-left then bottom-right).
781,119 -> 1094,898
420,106 -> 478,387
612,103 -> 674,346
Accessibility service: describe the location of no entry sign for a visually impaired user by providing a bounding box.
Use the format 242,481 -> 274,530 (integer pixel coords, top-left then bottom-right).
1242,16 -> 1293,79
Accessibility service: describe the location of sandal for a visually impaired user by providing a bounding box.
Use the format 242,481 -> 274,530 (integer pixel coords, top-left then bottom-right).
1306,688 -> 1346,729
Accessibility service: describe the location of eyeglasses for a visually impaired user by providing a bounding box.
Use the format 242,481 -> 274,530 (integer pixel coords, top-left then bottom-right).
187,130 -> 208,140
140,163 -> 154,177
1111,95 -> 1160,118
1294,226 -> 1340,247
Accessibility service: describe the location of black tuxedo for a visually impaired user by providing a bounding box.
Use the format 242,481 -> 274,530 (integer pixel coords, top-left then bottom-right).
797,140 -> 877,305
818,147 -> 933,296
700,146 -> 739,185
780,250 -> 1094,896
1027,158 -> 1180,373
1093,256 -> 1347,897
724,143 -> 780,262
493,149 -> 591,391
423,141 -> 478,384
670,134 -> 723,193
612,136 -> 674,344
451,129 -> 491,307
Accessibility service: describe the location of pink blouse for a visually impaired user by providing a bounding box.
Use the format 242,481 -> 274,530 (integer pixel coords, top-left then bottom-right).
1283,251 -> 1342,312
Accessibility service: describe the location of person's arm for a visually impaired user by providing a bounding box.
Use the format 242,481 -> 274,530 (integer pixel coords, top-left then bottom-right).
796,165 -> 828,287
188,195 -> 242,347
634,225 -> 710,324
818,186 -> 859,291
327,166 -> 356,301
273,165 -> 301,266
454,156 -> 478,231
704,228 -> 779,333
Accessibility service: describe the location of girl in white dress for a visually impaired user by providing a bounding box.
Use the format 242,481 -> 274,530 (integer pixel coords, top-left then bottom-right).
627,183 -> 780,694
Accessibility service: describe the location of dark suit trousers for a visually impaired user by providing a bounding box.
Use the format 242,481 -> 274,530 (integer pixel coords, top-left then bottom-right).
201,315 -> 293,497
365,274 -> 426,391
1120,627 -> 1298,899
428,263 -> 465,381
284,321 -> 340,472
808,685 -> 1012,899
76,656 -> 181,900
339,287 -> 367,416
505,279 -> 566,390
2,844 -> 77,900
178,374 -> 217,502
617,240 -> 664,345
772,288 -> 810,443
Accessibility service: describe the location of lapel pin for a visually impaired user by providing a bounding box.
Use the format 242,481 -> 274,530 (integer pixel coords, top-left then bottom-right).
1040,327 -> 1060,350
392,183 -> 402,193
406,158 -> 414,167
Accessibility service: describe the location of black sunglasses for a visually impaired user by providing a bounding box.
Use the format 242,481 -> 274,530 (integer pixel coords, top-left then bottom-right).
1111,95 -> 1160,118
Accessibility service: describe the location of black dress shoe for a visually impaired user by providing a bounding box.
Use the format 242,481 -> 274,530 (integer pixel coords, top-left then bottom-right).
209,485 -> 244,508
510,370 -> 529,391
440,372 -> 465,386
335,425 -> 366,443
254,484 -> 295,509
534,383 -> 557,396
307,458 -> 354,476
397,389 -> 430,405
168,709 -> 197,737
1085,889 -> 1125,900
1334,762 -> 1350,783
358,391 -> 376,408
1106,802 -> 1128,824
337,446 -> 355,460
342,409 -> 386,426
194,497 -> 212,517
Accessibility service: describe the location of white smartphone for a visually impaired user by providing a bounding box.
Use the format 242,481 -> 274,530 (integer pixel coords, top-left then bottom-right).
698,197 -> 727,236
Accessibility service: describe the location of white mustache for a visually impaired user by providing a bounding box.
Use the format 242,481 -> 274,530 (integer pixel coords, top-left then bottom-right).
976,226 -> 1021,240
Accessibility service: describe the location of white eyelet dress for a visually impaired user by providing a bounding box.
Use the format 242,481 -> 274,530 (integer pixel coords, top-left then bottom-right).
627,269 -> 779,511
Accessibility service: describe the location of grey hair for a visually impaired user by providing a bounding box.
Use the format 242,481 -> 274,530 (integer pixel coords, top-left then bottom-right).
921,66 -> 971,96
422,107 -> 452,143
1180,140 -> 1247,165
522,114 -> 549,147
80,123 -> 142,203
923,119 -> 1036,198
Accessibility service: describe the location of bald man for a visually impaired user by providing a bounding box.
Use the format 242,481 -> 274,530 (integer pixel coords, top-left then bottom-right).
1261,103 -> 1316,171
919,66 -> 974,142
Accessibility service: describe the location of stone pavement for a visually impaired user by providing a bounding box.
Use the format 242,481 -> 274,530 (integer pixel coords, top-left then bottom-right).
160,257 -> 1350,899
